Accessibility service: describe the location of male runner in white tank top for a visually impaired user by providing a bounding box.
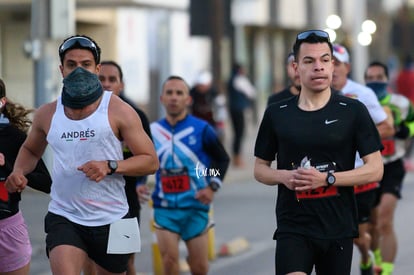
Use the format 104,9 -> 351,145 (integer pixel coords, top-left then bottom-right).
5,35 -> 159,275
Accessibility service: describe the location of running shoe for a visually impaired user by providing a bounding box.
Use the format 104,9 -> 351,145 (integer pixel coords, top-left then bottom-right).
373,265 -> 382,275
360,264 -> 374,275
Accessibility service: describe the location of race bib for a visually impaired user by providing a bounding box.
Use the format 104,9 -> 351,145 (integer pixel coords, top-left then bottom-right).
296,186 -> 339,200
107,218 -> 141,254
295,160 -> 338,200
381,139 -> 395,156
0,181 -> 8,202
354,182 -> 379,194
160,168 -> 190,193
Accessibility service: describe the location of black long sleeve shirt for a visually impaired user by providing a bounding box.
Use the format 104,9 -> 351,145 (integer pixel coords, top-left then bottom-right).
0,124 -> 52,219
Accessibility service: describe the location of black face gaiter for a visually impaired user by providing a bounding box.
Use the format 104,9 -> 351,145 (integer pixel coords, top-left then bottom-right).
366,82 -> 388,101
62,67 -> 103,109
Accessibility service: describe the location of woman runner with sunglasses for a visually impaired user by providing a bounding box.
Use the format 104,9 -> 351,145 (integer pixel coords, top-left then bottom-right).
6,35 -> 159,275
254,30 -> 384,275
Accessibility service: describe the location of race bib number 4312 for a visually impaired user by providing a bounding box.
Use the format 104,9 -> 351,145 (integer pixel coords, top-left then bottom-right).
160,168 -> 190,193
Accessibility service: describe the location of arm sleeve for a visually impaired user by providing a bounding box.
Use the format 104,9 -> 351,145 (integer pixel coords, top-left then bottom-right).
124,107 -> 153,187
2,140 -> 51,194
136,108 -> 152,141
202,125 -> 230,182
25,158 -> 52,194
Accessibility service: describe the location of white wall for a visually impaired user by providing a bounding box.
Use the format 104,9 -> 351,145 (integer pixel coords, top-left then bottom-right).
117,8 -> 149,104
117,7 -> 211,105
2,22 -> 34,107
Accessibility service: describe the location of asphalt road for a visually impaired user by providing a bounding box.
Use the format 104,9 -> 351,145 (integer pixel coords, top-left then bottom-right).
20,121 -> 414,274
23,170 -> 414,275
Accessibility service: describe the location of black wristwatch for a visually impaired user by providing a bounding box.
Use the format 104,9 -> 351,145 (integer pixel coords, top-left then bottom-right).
208,181 -> 220,192
326,171 -> 336,187
107,160 -> 118,175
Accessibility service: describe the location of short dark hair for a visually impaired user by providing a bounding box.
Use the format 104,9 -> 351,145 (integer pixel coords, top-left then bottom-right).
162,75 -> 190,91
365,61 -> 389,79
58,35 -> 101,64
293,30 -> 333,60
231,63 -> 242,75
100,60 -> 123,81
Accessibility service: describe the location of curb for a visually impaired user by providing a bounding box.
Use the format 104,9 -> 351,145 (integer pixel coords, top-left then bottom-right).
218,237 -> 250,257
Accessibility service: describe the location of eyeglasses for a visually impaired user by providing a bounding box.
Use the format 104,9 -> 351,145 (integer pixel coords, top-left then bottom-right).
59,36 -> 99,61
296,30 -> 330,42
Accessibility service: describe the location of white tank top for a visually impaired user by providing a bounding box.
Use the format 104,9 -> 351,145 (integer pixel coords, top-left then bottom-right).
47,91 -> 127,226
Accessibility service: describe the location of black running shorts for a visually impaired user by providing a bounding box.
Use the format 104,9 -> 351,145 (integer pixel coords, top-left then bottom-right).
381,159 -> 405,199
275,233 -> 353,275
355,189 -> 377,223
44,212 -> 130,273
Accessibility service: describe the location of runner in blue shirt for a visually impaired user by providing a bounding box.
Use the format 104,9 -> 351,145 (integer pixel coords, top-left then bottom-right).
141,75 -> 229,275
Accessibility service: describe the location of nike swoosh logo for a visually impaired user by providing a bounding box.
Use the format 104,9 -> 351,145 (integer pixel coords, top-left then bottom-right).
123,235 -> 130,238
325,119 -> 338,125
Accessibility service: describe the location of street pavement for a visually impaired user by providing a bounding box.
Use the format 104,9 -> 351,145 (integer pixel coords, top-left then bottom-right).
22,116 -> 414,274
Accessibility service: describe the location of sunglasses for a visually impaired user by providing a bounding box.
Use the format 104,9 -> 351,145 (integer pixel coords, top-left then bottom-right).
296,30 -> 330,42
59,36 -> 99,60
